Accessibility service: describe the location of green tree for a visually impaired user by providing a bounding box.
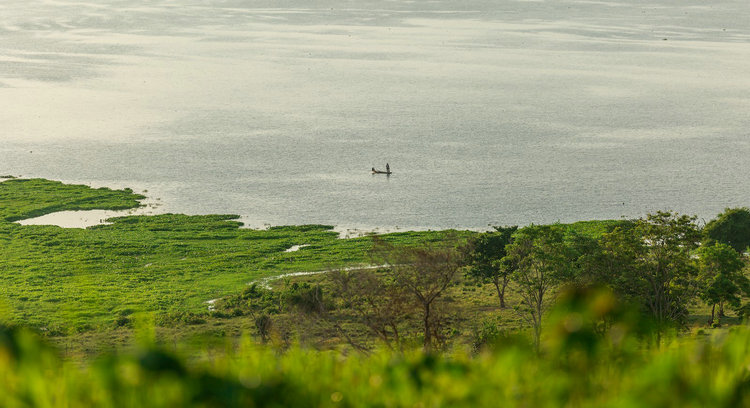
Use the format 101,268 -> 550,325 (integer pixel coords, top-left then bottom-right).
697,243 -> 749,325
704,207 -> 750,253
504,225 -> 573,350
637,211 -> 701,327
579,211 -> 700,328
462,226 -> 517,308
578,226 -> 643,303
590,212 -> 701,329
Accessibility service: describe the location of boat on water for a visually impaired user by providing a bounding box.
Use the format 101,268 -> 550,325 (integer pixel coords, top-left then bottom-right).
371,166 -> 392,175
372,163 -> 392,175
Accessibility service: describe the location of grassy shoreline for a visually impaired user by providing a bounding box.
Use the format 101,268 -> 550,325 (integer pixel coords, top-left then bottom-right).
0,179 -> 472,336
0,178 -> 636,353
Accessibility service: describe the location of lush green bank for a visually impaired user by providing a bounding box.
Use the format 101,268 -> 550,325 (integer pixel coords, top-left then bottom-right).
0,178 -> 625,337
0,179 -> 467,335
3,178 -> 745,350
2,177 -> 750,406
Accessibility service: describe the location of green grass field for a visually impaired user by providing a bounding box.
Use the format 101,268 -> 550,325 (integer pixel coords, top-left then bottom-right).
0,179 -> 468,336
0,178 -> 635,353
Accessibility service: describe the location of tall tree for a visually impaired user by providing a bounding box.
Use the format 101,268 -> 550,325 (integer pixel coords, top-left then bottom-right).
637,211 -> 701,327
696,243 -> 749,325
462,226 -> 517,308
504,225 -> 572,350
372,239 -> 461,352
590,211 -> 701,329
578,225 -> 643,302
704,207 -> 750,253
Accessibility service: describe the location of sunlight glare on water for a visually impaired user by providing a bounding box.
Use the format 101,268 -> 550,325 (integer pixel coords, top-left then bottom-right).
2,0 -> 749,229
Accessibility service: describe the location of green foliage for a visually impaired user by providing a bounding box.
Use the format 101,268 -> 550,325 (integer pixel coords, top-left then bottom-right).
464,226 -> 517,280
633,211 -> 701,327
217,284 -> 283,316
157,311 -> 207,327
704,207 -> 750,253
470,318 -> 511,353
505,224 -> 576,349
545,286 -> 656,357
285,283 -> 326,315
2,310 -> 750,407
562,219 -> 635,240
583,212 -> 702,329
697,243 -> 750,324
463,226 -> 517,308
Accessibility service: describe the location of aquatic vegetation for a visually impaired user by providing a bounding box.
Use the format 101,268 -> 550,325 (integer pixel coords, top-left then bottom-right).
0,178 -> 144,222
0,179 -> 467,334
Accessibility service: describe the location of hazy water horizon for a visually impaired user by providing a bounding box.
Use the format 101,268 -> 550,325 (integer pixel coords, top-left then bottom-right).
2,0 -> 749,230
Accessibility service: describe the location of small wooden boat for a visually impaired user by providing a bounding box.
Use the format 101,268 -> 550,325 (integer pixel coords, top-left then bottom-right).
372,170 -> 392,175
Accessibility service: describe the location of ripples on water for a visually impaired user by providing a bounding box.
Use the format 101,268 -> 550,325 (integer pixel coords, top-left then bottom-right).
1,0 -> 749,229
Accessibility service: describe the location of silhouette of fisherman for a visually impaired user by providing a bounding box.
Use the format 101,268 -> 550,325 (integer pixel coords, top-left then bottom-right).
386,163 -> 390,173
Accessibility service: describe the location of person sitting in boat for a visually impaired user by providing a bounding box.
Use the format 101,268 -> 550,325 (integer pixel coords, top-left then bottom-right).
372,167 -> 376,172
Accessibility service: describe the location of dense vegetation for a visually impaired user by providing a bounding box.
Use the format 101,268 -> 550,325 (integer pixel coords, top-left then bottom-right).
2,288 -> 749,407
2,178 -> 750,406
226,211 -> 750,354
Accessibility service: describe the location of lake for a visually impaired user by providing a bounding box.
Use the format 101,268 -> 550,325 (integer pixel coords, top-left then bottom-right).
2,0 -> 749,230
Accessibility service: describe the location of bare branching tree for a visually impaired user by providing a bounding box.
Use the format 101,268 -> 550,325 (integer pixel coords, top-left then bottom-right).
371,238 -> 461,352
328,269 -> 411,348
286,282 -> 369,352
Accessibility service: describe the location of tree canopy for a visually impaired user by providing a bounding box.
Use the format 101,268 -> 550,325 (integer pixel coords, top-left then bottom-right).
505,224 -> 574,349
697,242 -> 749,324
463,226 -> 517,308
704,207 -> 750,253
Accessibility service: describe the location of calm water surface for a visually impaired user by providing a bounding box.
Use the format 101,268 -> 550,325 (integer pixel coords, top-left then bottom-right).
2,0 -> 749,229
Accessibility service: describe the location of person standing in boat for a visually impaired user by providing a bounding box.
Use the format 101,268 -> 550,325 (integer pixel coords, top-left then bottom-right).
386,163 -> 390,173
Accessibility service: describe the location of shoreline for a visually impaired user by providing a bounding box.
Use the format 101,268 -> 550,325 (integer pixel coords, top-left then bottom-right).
15,207 -> 489,238
5,177 -> 492,236
4,176 -> 632,237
